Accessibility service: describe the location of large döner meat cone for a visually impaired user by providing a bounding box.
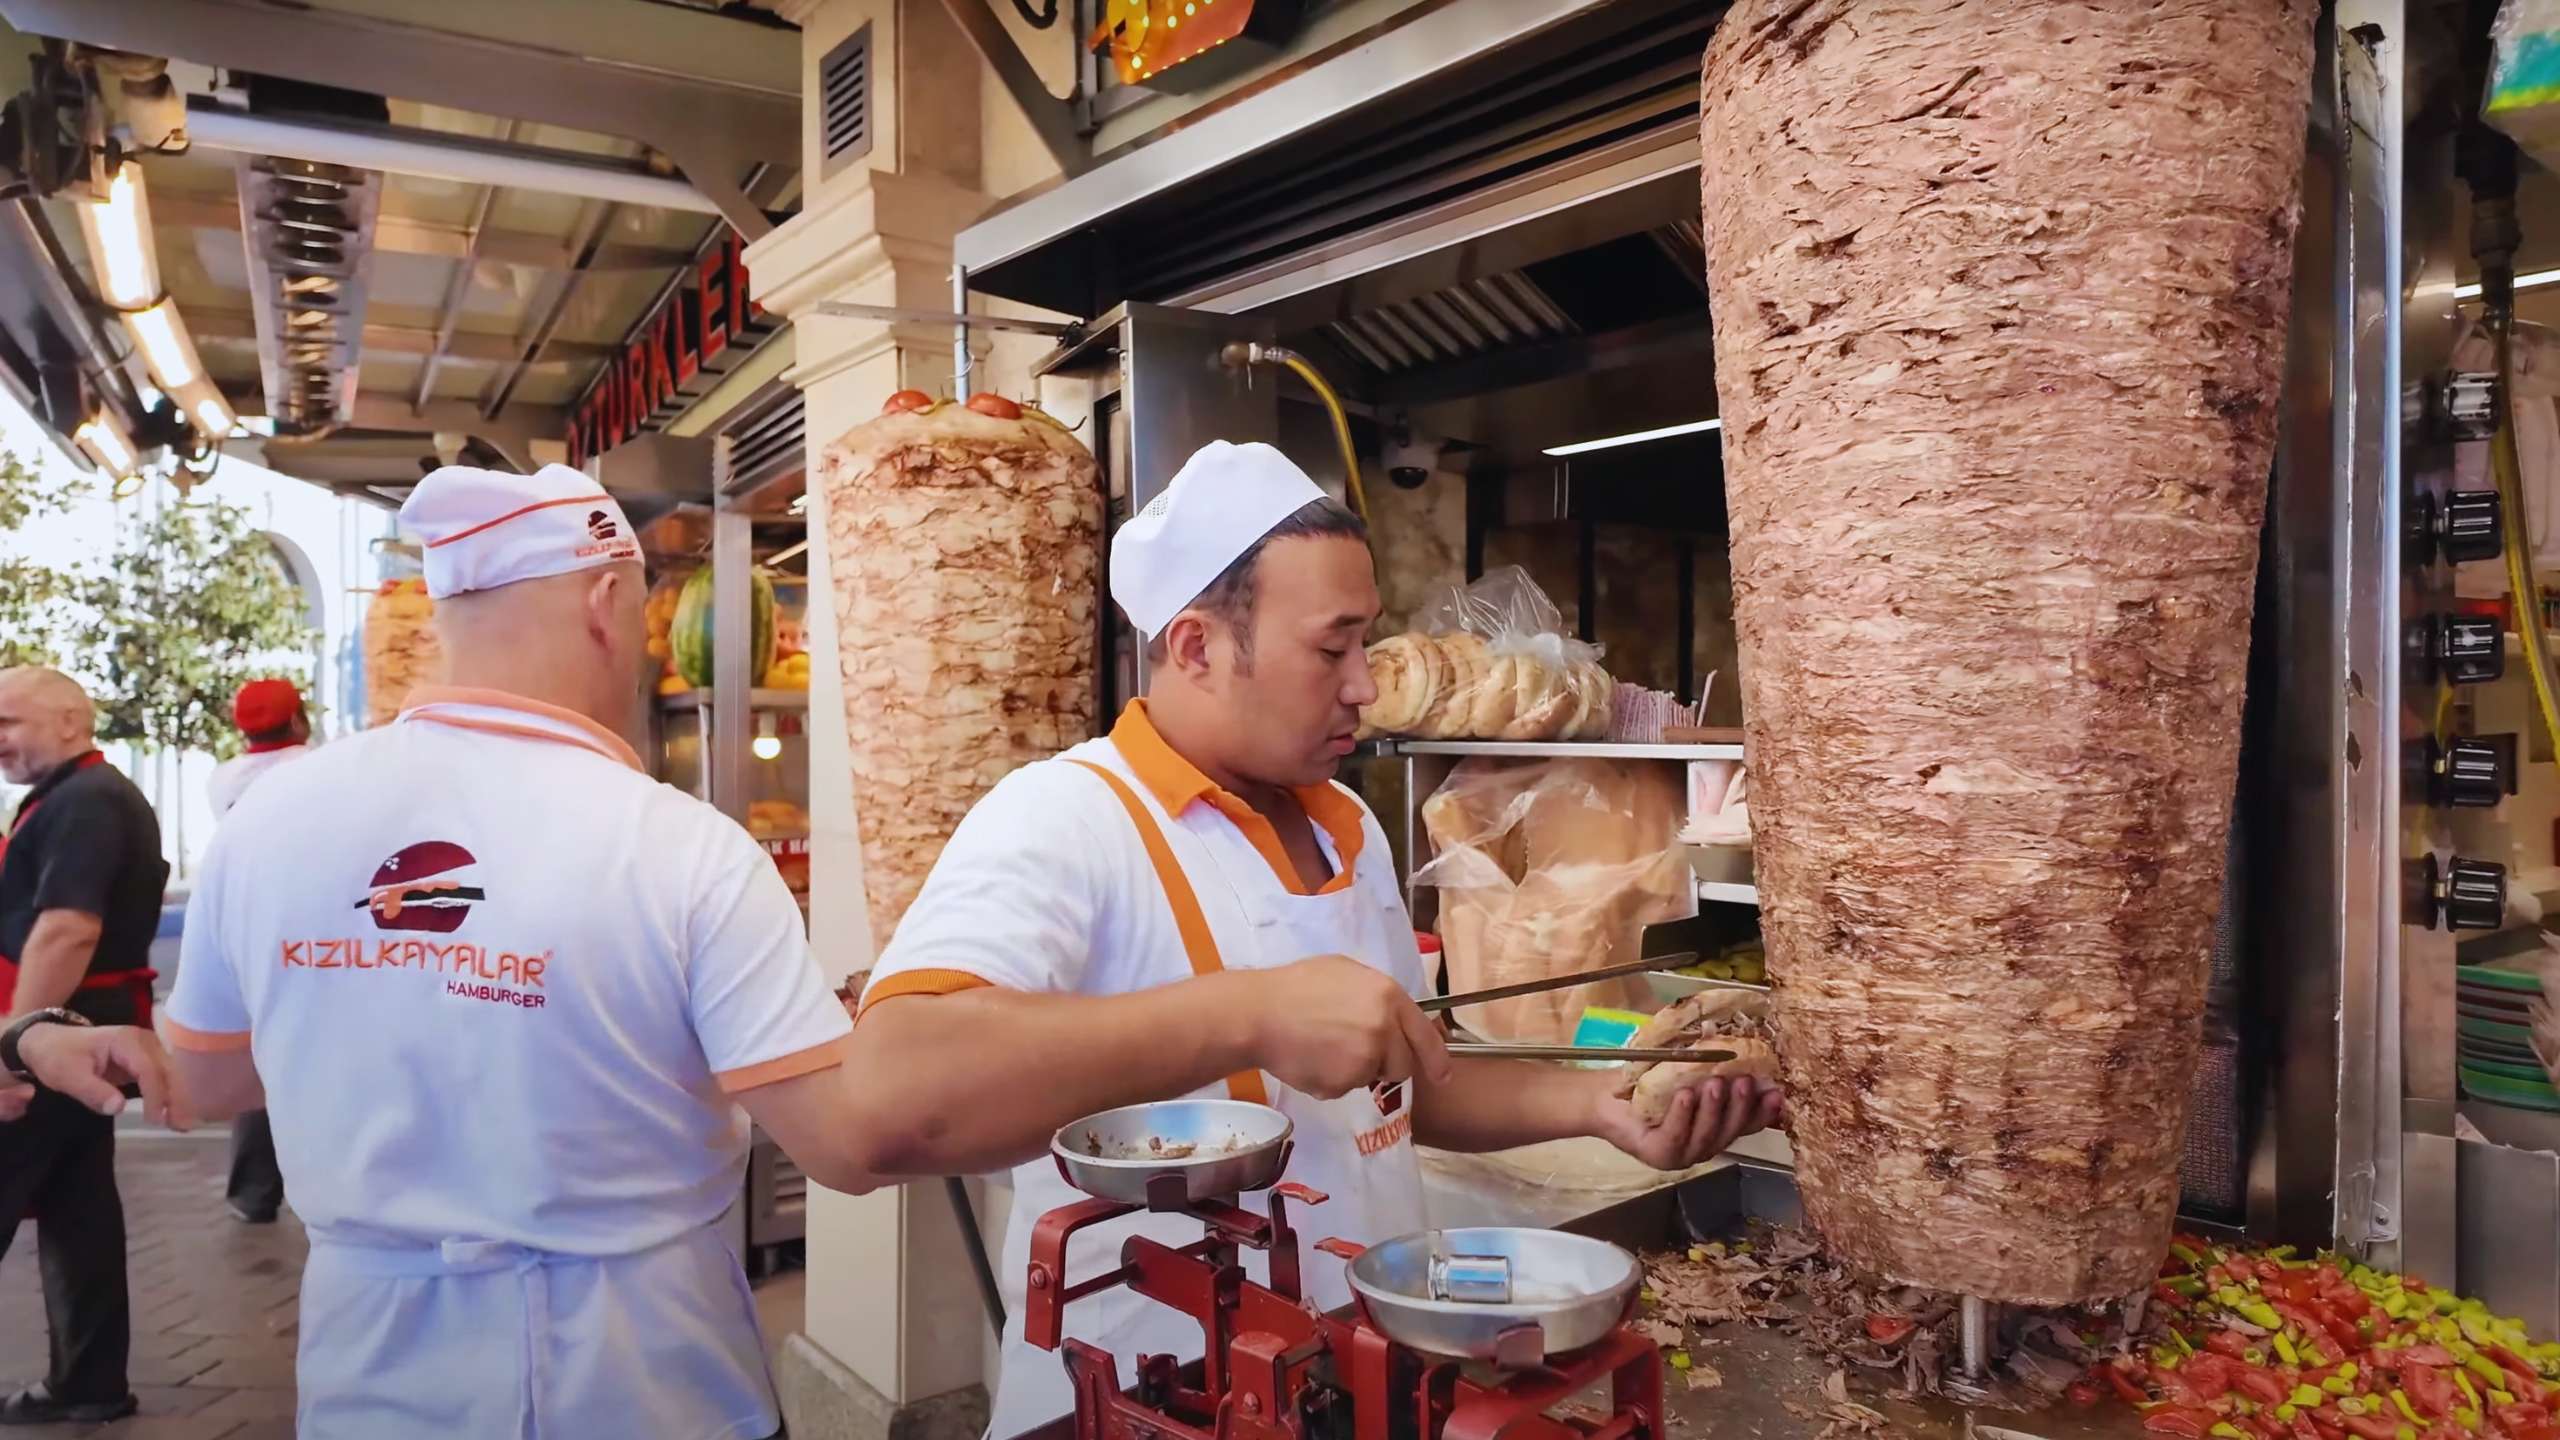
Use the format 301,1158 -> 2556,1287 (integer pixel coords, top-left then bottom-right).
820,400 -> 1101,943
1699,0 -> 2314,1303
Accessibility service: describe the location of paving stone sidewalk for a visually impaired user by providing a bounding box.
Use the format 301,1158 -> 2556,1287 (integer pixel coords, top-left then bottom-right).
0,1131 -> 807,1439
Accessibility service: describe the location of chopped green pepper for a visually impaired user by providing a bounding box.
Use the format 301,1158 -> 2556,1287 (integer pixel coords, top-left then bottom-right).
2469,1356 -> 2511,1389
2168,1278 -> 2209,1299
1670,1352 -> 1691,1372
2455,1372 -> 2481,1410
2339,1398 -> 2372,1416
2326,1377 -> 2359,1397
2278,1407 -> 2300,1424
2293,1387 -> 2327,1409
2172,1244 -> 2206,1267
2340,1365 -> 2362,1381
2239,1301 -> 2287,1330
2212,1425 -> 2247,1439
2490,1392 -> 2515,1408
2391,1391 -> 2421,1423
2456,1409 -> 2482,1431
2275,1334 -> 2303,1366
2172,1331 -> 2197,1356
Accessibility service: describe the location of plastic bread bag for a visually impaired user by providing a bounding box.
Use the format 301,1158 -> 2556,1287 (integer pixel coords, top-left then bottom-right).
2489,0 -> 2560,158
1415,757 -> 1697,1044
1361,567 -> 1616,741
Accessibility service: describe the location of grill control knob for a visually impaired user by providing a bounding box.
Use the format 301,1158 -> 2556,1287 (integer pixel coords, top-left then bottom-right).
2432,490 -> 2507,565
2428,614 -> 2507,685
2437,734 -> 2517,809
2435,372 -> 2501,442
2423,853 -> 2510,931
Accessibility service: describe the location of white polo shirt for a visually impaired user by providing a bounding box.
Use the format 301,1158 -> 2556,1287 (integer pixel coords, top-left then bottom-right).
169,685 -> 849,1243
165,687 -> 849,1439
207,741 -> 308,819
863,701 -> 1429,1439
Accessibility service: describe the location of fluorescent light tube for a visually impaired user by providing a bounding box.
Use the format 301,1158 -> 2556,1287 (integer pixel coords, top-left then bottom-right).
80,165 -> 160,309
125,303 -> 201,388
1542,418 -> 1724,457
2455,268 -> 2560,300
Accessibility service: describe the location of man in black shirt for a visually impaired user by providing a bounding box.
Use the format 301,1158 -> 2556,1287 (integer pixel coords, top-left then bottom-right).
0,667 -> 166,1426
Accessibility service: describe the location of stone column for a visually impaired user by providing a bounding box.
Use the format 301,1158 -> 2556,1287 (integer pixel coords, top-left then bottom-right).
745,2 -> 1027,1435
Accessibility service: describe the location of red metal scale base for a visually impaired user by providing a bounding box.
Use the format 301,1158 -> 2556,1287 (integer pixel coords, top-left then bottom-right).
1023,1172 -> 1664,1440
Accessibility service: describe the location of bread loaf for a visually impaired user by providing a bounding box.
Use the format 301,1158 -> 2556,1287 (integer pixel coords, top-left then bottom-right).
1423,633 -> 1491,739
1359,633 -> 1447,739
1501,658 -> 1575,740
1614,989 -> 1781,1125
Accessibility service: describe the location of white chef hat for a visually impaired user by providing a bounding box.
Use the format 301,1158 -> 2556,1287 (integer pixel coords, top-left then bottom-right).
399,463 -> 643,600
1110,441 -> 1327,638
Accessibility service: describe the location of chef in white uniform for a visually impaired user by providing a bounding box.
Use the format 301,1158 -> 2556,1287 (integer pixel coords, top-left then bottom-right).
852,440 -> 1785,1439
160,463 -> 883,1440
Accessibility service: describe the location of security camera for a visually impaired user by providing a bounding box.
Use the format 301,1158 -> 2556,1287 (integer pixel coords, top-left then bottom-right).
1381,422 -> 1440,489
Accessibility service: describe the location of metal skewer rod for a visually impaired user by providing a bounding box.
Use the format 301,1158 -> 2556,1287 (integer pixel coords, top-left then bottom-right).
1445,1044 -> 1738,1063
1959,1295 -> 1993,1379
1419,955 -> 1696,1014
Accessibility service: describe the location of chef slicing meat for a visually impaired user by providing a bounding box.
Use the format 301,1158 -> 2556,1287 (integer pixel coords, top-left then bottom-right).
847,439 -> 1787,1439
157,464 -> 891,1440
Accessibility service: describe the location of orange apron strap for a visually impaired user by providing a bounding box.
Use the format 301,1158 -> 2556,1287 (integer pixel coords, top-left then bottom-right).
1068,760 -> 1271,1107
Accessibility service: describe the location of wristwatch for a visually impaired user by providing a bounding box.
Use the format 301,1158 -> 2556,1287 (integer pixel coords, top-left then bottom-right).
1,1007 -> 91,1084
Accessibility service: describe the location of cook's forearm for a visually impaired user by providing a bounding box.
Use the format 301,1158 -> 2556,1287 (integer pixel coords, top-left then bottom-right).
166,1046 -> 263,1122
840,974 -> 1265,1177
8,911 -> 101,1018
1412,1059 -> 1606,1153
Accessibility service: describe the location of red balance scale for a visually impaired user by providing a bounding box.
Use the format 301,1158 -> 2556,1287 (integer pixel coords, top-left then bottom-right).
1024,1099 -> 1665,1440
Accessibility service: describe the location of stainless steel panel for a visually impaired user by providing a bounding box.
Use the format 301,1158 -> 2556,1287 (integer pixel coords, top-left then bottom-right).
951,0 -> 1628,276
2456,1138 -> 2560,1340
1031,303 -> 1278,701
2249,10 -> 2364,1250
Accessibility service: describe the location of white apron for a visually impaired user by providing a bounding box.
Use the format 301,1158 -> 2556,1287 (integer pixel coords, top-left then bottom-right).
982,759 -> 1430,1440
294,1216 -> 777,1440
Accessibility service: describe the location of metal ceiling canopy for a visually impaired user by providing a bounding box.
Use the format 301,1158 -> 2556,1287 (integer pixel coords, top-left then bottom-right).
956,0 -> 1714,319
237,156 -> 382,434
0,0 -> 796,237
952,0 -> 1633,280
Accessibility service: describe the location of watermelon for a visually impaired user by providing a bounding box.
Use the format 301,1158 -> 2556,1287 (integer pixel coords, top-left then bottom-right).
671,566 -> 776,688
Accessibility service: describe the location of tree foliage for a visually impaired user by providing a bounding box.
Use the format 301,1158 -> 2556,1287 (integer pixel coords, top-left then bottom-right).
0,450 -> 317,760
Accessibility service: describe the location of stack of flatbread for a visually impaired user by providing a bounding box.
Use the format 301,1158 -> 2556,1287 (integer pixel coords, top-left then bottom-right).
1359,632 -> 1613,741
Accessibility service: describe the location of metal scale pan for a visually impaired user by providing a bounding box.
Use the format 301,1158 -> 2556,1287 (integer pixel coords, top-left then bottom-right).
1337,1227 -> 1642,1367
1051,1098 -> 1294,1206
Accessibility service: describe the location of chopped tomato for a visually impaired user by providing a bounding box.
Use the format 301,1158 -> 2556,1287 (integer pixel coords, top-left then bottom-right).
2292,1418 -> 2327,1440
2211,1332 -> 2260,1360
2238,1369 -> 2292,1406
2068,1379 -> 2105,1408
880,390 -> 934,415
2147,1407 -> 2220,1438
2155,1364 -> 2210,1407
964,393 -> 1023,420
2510,1425 -> 2560,1440
2330,1288 -> 2374,1320
2109,1364 -> 2155,1408
1864,1315 -> 1916,1346
2495,1406 -> 2557,1437
2309,1416 -> 2350,1440
2400,1347 -> 2461,1369
2406,1364 -> 2458,1418
2184,1356 -> 2240,1400
2488,1347 -> 2544,1389
2304,1301 -> 2364,1353
2343,1414 -> 2403,1440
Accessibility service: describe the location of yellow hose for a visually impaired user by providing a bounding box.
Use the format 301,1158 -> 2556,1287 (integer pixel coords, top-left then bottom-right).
1219,342 -> 1370,523
2491,315 -> 2560,769
1272,352 -> 1370,524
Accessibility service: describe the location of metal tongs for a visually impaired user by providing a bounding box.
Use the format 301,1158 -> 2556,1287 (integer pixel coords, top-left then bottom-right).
1424,955 -> 1736,1065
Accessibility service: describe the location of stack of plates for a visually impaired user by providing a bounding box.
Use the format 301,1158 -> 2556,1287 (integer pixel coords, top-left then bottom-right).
2458,956 -> 2558,1112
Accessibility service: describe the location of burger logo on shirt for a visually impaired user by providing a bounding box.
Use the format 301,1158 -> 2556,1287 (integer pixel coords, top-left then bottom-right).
1370,1080 -> 1407,1118
355,840 -> 487,933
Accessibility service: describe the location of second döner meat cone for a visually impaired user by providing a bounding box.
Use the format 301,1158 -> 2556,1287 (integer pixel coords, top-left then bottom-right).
1699,0 -> 2315,1302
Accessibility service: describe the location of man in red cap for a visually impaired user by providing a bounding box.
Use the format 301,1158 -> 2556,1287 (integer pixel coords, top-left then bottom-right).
206,678 -> 309,821
201,678 -> 310,1225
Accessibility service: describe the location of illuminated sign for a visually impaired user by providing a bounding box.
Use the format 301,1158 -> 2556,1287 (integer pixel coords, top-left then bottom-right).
1087,0 -> 1301,91
565,230 -> 769,468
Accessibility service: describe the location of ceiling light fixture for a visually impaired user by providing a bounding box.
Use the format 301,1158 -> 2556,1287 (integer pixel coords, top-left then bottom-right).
2455,268 -> 2560,300
78,164 -> 159,309
1541,417 -> 1723,457
752,711 -> 782,761
125,303 -> 202,388
192,395 -> 236,435
73,409 -> 138,478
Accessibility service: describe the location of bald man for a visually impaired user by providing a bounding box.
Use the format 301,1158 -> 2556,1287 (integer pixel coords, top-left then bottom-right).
0,666 -> 169,1426
161,466 -> 881,1440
